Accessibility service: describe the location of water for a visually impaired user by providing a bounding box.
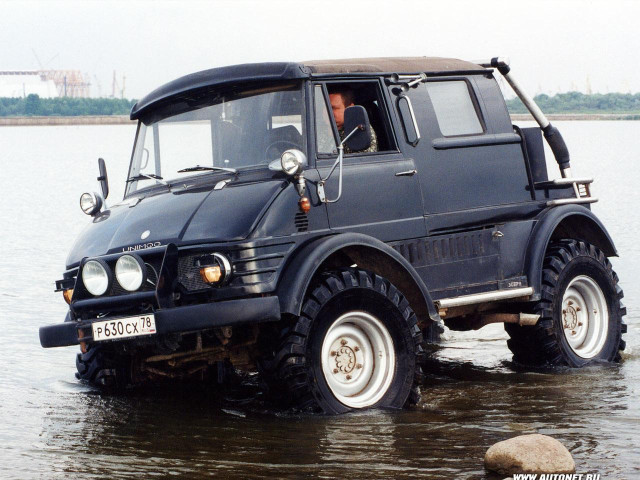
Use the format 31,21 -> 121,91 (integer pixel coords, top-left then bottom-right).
0,122 -> 638,479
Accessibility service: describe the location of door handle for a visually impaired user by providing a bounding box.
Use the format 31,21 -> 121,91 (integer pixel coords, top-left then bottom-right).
395,169 -> 417,177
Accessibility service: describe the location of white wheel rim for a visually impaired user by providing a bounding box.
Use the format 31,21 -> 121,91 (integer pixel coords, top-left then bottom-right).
561,275 -> 609,358
320,311 -> 396,408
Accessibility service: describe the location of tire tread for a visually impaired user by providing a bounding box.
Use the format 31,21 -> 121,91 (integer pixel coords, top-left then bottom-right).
264,268 -> 425,412
505,239 -> 626,366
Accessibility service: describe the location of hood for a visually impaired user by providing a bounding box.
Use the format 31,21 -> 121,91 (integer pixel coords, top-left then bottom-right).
66,177 -> 286,268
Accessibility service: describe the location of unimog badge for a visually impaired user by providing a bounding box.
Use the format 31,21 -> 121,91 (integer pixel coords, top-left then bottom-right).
122,242 -> 161,252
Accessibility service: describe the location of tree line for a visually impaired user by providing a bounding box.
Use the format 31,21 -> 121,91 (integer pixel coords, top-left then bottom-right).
506,91 -> 640,114
1,91 -> 640,117
0,95 -> 136,116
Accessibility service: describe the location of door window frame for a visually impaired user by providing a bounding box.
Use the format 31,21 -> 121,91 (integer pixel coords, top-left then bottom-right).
313,78 -> 401,167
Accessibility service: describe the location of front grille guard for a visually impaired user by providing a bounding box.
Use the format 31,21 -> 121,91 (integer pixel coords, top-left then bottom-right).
67,240 -> 293,319
70,244 -> 178,317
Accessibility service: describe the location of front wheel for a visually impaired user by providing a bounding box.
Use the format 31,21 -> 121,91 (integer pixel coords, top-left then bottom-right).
506,240 -> 626,366
264,269 -> 425,413
76,343 -> 131,388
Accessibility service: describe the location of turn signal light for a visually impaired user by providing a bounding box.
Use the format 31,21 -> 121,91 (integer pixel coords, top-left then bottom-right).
63,289 -> 74,304
200,265 -> 223,284
299,196 -> 311,213
196,253 -> 231,286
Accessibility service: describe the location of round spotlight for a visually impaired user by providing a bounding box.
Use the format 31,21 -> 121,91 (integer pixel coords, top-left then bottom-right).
115,254 -> 146,292
280,150 -> 306,176
80,192 -> 102,216
82,259 -> 110,296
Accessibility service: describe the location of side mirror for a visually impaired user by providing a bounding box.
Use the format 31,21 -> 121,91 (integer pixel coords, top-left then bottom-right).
343,106 -> 371,152
97,158 -> 109,200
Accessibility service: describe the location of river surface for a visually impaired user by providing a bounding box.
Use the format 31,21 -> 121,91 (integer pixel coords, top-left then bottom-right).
0,122 -> 638,479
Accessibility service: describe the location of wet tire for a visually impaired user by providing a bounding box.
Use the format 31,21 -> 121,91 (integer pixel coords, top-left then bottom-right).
76,344 -> 130,388
505,239 -> 626,366
265,268 -> 425,414
423,320 -> 445,344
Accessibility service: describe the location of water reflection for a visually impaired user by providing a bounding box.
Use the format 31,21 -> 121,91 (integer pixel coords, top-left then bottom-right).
32,347 -> 636,480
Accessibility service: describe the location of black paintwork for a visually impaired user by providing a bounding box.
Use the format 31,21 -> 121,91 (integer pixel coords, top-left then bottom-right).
40,61 -> 619,348
66,171 -> 288,267
130,62 -> 309,121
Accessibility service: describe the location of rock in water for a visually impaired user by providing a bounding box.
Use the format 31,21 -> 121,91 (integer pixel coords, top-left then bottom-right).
484,434 -> 575,475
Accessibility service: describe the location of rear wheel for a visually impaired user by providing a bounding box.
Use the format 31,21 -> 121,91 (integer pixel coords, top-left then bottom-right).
506,240 -> 626,366
264,268 -> 425,413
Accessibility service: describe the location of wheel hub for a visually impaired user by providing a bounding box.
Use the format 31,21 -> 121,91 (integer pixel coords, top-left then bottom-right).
321,311 -> 395,408
330,340 -> 364,382
561,275 -> 608,358
563,303 -> 579,330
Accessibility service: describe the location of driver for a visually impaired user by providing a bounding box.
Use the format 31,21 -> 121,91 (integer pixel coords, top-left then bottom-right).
328,88 -> 378,154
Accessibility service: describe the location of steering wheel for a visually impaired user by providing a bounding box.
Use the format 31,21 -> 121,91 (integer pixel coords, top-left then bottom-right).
265,140 -> 300,161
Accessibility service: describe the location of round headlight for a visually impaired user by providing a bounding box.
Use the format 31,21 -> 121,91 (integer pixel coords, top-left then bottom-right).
80,192 -> 102,216
115,254 -> 146,292
82,259 -> 110,296
280,150 -> 305,176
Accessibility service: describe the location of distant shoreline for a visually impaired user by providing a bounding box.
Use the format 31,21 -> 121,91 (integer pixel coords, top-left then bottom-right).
0,115 -> 134,126
510,113 -> 640,121
0,113 -> 638,126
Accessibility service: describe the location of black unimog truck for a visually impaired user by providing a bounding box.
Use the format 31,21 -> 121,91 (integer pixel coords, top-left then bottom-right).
40,57 -> 626,413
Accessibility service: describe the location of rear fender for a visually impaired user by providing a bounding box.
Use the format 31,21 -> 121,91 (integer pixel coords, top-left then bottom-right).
525,204 -> 617,300
276,233 -> 440,323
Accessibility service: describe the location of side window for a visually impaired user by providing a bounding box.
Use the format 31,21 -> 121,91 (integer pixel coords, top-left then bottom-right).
426,81 -> 483,136
314,85 -> 337,154
323,81 -> 395,154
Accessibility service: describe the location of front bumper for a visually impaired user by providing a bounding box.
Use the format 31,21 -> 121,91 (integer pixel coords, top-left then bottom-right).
39,296 -> 281,348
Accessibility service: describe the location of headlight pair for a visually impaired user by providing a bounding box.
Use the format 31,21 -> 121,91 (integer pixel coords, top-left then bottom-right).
82,254 -> 146,296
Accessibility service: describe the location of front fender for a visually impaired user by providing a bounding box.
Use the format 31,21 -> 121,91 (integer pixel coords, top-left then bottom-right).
276,233 -> 440,323
525,204 -> 617,300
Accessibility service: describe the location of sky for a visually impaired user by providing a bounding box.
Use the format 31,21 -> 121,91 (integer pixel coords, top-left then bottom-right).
1,0 -> 638,99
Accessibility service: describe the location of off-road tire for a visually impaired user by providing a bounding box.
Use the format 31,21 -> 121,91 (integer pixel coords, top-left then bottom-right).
76,344 -> 131,388
505,239 -> 626,366
263,268 -> 425,414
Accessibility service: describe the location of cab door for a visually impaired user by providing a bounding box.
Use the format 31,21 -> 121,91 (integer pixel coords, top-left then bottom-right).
312,81 -> 425,242
389,75 -> 539,298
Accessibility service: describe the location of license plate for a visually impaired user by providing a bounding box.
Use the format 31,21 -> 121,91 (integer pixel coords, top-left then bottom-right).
92,314 -> 156,342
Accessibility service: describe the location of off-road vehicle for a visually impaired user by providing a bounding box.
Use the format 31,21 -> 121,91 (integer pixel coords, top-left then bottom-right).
40,57 -> 626,414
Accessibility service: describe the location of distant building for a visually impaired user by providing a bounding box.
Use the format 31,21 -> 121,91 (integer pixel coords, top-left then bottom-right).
0,70 -> 90,98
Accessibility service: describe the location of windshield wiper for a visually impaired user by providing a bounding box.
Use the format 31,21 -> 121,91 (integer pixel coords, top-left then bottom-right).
127,173 -> 168,185
177,165 -> 237,174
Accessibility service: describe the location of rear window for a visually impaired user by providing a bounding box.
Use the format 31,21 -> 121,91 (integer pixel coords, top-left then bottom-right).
426,81 -> 483,136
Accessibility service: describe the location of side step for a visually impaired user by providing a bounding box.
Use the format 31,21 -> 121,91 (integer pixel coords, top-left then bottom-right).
436,287 -> 534,309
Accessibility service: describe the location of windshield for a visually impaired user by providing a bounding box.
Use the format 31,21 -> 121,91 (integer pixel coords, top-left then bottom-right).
125,84 -> 305,196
